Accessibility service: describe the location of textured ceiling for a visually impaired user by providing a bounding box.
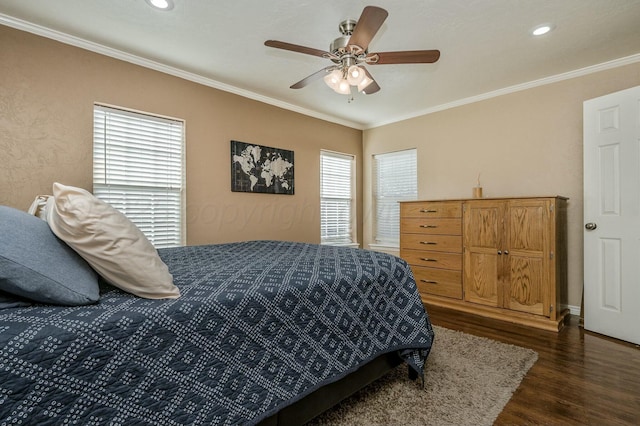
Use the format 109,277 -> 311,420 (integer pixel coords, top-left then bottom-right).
1,0 -> 640,129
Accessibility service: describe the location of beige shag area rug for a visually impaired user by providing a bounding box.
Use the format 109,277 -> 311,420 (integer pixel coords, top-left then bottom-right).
308,325 -> 538,426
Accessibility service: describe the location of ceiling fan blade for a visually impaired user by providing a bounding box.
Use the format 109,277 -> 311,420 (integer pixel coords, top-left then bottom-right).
348,6 -> 388,51
265,40 -> 329,58
360,67 -> 380,94
290,66 -> 336,89
369,50 -> 441,64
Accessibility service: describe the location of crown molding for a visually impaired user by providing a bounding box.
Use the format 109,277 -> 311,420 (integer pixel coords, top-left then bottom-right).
3,13 -> 638,132
366,52 -> 640,129
0,14 -> 365,130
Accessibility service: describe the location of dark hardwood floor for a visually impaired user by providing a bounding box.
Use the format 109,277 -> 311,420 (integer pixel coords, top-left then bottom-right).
426,305 -> 640,425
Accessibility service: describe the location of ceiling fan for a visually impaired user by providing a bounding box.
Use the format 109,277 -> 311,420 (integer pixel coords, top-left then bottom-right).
264,6 -> 440,96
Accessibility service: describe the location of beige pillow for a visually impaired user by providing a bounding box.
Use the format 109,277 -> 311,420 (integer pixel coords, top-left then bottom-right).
27,195 -> 51,220
46,182 -> 180,299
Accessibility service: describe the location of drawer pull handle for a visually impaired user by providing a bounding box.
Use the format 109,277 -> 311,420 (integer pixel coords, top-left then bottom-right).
420,258 -> 437,262
420,241 -> 437,245
420,225 -> 438,228
421,279 -> 438,284
419,209 -> 437,213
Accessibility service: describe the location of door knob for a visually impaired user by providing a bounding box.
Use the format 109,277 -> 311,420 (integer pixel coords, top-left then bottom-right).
585,222 -> 597,230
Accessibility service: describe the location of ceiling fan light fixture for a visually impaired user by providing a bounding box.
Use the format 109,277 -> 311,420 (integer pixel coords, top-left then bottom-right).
324,69 -> 343,90
323,73 -> 336,89
346,65 -> 365,86
334,79 -> 351,95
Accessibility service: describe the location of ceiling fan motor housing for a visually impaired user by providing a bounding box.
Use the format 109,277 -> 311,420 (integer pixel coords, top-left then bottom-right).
330,19 -> 366,65
330,35 -> 350,56
339,19 -> 357,36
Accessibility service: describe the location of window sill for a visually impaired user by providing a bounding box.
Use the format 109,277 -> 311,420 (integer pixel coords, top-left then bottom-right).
368,244 -> 400,256
322,242 -> 360,249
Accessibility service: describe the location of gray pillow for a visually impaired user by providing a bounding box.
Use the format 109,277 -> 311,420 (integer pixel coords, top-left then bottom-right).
0,205 -> 99,306
0,289 -> 31,309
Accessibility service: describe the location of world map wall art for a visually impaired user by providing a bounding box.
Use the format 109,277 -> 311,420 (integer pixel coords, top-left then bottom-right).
231,140 -> 294,195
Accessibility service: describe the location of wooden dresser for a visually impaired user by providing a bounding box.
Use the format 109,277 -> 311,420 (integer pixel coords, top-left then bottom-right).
400,197 -> 568,331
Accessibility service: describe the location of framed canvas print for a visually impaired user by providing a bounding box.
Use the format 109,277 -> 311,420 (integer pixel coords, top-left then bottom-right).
231,140 -> 294,194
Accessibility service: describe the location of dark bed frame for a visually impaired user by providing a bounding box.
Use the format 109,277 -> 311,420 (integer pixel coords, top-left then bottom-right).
258,351 -> 404,425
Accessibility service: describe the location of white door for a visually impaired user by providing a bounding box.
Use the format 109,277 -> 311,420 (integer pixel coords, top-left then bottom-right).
583,85 -> 640,345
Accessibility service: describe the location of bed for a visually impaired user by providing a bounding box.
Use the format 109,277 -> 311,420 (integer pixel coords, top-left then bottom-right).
0,239 -> 434,424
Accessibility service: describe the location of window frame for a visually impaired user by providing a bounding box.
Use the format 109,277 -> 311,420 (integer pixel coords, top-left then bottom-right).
92,103 -> 185,248
372,148 -> 418,248
320,150 -> 357,247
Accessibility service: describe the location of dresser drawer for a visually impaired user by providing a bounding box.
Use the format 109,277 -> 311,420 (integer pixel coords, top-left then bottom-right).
401,201 -> 462,218
401,250 -> 462,270
401,234 -> 462,253
400,218 -> 461,235
412,266 -> 462,299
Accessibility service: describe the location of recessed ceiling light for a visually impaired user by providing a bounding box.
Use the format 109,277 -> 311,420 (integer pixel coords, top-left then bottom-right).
146,0 -> 174,10
532,24 -> 553,36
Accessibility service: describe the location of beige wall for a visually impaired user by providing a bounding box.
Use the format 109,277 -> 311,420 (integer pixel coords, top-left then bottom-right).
0,25 -> 362,245
363,62 -> 640,308
4,24 -> 640,309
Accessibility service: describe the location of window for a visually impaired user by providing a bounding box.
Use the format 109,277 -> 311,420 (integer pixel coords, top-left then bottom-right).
373,149 -> 417,246
93,104 -> 185,248
320,150 -> 355,246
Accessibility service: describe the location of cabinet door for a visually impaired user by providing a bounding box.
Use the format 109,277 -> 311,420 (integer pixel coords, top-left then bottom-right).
463,201 -> 504,307
504,200 -> 550,316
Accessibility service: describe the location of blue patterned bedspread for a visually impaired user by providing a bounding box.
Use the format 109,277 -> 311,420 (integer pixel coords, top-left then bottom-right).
0,241 -> 434,424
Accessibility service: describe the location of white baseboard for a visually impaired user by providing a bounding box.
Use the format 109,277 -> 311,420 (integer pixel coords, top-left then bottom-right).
568,304 -> 581,316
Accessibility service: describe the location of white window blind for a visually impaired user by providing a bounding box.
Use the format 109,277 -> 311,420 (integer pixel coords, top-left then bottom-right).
320,151 -> 354,245
93,105 -> 184,248
373,149 -> 417,246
